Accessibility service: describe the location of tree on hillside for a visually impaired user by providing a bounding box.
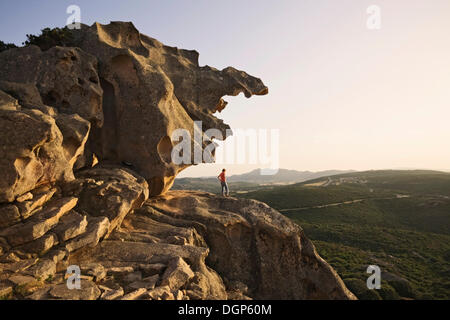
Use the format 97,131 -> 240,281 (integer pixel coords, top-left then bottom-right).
23,27 -> 75,51
0,40 -> 18,53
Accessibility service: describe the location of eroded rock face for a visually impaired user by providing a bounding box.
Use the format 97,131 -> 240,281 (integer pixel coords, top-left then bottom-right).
62,165 -> 149,236
0,21 -> 267,197
69,21 -> 268,196
0,45 -> 103,125
0,91 -> 90,203
0,167 -> 149,299
0,165 -> 354,300
0,45 -> 98,202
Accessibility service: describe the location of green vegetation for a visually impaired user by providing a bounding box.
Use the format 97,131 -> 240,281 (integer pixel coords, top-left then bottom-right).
343,278 -> 382,300
23,27 -> 76,51
0,40 -> 18,53
239,184 -> 389,210
239,170 -> 450,300
171,170 -> 450,299
1,27 -> 77,54
45,274 -> 54,283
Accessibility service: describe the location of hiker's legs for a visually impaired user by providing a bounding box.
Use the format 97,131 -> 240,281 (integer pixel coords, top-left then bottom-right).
221,182 -> 229,196
223,182 -> 229,196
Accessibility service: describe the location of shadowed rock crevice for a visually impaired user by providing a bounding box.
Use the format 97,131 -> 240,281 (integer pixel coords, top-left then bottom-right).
98,78 -> 118,161
157,136 -> 174,164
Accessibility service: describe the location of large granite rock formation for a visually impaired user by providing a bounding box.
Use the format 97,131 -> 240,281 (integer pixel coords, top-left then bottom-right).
0,21 -> 268,197
0,21 -> 355,300
69,22 -> 268,196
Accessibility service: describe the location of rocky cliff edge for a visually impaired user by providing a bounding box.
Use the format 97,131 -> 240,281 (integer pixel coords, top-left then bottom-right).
0,22 -> 355,300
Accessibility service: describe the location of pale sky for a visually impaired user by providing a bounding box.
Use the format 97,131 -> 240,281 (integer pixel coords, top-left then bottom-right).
1,0 -> 449,177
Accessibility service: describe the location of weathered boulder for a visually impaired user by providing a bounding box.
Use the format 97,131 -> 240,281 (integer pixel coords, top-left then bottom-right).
0,102 -> 68,202
53,210 -> 88,242
17,233 -> 58,255
144,285 -> 174,300
54,113 -> 91,168
84,263 -> 107,281
26,259 -> 57,280
16,187 -> 57,220
64,216 -> 109,252
62,165 -> 149,235
8,274 -> 38,287
120,287 -> 147,300
0,91 -> 90,203
100,286 -> 124,300
49,280 -> 101,300
161,257 -> 194,291
0,197 -> 78,247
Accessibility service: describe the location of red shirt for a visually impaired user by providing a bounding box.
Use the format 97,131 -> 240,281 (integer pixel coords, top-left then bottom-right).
219,172 -> 226,182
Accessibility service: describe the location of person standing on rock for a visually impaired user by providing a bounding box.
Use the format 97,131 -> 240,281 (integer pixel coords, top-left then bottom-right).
218,169 -> 229,197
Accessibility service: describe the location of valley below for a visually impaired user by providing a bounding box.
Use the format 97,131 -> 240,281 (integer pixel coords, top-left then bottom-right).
177,169 -> 450,300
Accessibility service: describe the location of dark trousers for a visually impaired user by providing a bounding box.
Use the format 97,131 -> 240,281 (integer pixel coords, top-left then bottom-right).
221,181 -> 229,196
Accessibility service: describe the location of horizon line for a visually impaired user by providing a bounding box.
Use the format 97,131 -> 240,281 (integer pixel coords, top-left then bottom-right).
177,167 -> 450,179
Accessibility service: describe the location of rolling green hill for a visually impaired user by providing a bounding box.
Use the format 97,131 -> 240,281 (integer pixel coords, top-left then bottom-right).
239,170 -> 450,300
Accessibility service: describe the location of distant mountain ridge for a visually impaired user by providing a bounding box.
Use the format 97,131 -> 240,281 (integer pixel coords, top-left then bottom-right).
227,169 -> 355,184
172,169 -> 356,193
176,169 -> 355,185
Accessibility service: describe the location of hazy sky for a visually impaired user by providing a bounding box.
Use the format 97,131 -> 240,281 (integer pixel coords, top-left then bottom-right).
1,0 -> 449,177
